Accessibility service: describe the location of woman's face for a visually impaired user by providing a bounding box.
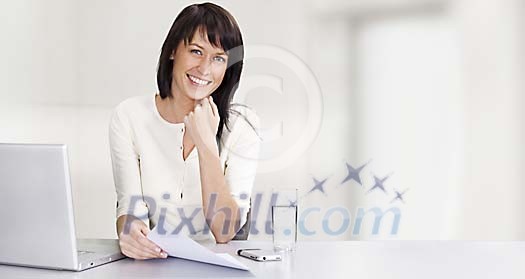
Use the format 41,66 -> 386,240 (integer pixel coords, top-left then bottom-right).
170,30 -> 229,101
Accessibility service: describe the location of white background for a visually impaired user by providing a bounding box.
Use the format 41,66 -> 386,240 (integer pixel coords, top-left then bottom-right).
1,0 -> 524,241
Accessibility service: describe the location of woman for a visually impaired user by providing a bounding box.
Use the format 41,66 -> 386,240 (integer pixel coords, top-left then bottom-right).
109,3 -> 260,260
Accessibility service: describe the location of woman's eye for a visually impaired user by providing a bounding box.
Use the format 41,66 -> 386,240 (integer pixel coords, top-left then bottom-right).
190,49 -> 202,55
214,56 -> 226,63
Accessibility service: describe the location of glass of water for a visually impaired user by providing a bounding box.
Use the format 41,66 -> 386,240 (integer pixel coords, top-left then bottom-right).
272,188 -> 298,252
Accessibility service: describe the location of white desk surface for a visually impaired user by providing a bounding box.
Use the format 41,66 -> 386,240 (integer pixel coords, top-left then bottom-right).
1,241 -> 524,278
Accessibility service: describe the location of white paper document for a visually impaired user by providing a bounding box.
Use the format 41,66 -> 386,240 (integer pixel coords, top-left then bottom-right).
147,229 -> 250,271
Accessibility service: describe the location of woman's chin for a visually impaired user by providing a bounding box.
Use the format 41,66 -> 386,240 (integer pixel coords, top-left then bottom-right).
185,92 -> 211,101
182,84 -> 216,101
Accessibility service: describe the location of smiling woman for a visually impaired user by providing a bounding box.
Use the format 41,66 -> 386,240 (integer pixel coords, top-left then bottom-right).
108,2 -> 261,260
156,2 -> 245,142
169,30 -> 229,104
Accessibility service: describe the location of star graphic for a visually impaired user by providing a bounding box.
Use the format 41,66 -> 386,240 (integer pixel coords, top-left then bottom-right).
390,188 -> 409,203
366,174 -> 391,194
308,177 -> 328,195
341,161 -> 369,186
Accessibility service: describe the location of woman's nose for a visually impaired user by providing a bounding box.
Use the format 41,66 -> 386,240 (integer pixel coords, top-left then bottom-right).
197,58 -> 212,76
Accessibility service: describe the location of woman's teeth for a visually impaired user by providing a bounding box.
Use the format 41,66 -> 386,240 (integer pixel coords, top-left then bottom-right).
187,74 -> 211,86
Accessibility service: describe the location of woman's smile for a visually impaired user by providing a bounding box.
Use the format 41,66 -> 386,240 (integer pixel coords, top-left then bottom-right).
186,73 -> 212,87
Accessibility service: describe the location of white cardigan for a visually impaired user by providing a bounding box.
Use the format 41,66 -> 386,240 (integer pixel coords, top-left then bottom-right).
109,94 -> 260,240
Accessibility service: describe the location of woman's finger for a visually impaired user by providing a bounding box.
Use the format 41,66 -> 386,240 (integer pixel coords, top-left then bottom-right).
136,223 -> 164,256
209,96 -> 218,118
127,236 -> 163,259
194,104 -> 202,114
136,234 -> 163,256
120,232 -> 160,259
200,97 -> 212,115
122,241 -> 158,260
124,223 -> 161,256
194,99 -> 206,111
120,238 -> 150,259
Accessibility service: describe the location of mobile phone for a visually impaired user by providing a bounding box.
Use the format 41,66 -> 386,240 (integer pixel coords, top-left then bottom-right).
237,249 -> 282,262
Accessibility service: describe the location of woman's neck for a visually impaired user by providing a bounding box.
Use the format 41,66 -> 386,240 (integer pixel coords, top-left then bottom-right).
157,91 -> 195,124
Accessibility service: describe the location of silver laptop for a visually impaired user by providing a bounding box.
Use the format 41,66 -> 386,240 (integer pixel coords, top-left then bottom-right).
0,143 -> 125,271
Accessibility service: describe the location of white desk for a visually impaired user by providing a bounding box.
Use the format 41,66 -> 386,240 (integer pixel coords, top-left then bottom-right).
1,241 -> 525,278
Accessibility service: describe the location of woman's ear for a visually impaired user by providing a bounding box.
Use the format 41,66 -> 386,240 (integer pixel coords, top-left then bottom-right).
169,50 -> 174,60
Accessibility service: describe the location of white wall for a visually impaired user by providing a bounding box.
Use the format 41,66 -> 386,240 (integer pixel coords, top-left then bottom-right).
354,12 -> 464,240
453,0 -> 525,240
0,0 -> 77,105
309,0 -> 525,240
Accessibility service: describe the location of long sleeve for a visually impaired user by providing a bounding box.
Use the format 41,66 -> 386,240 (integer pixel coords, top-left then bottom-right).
223,108 -> 262,227
109,104 -> 150,227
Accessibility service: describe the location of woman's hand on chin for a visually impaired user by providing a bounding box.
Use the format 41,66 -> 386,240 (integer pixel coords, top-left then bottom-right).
184,96 -> 220,155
